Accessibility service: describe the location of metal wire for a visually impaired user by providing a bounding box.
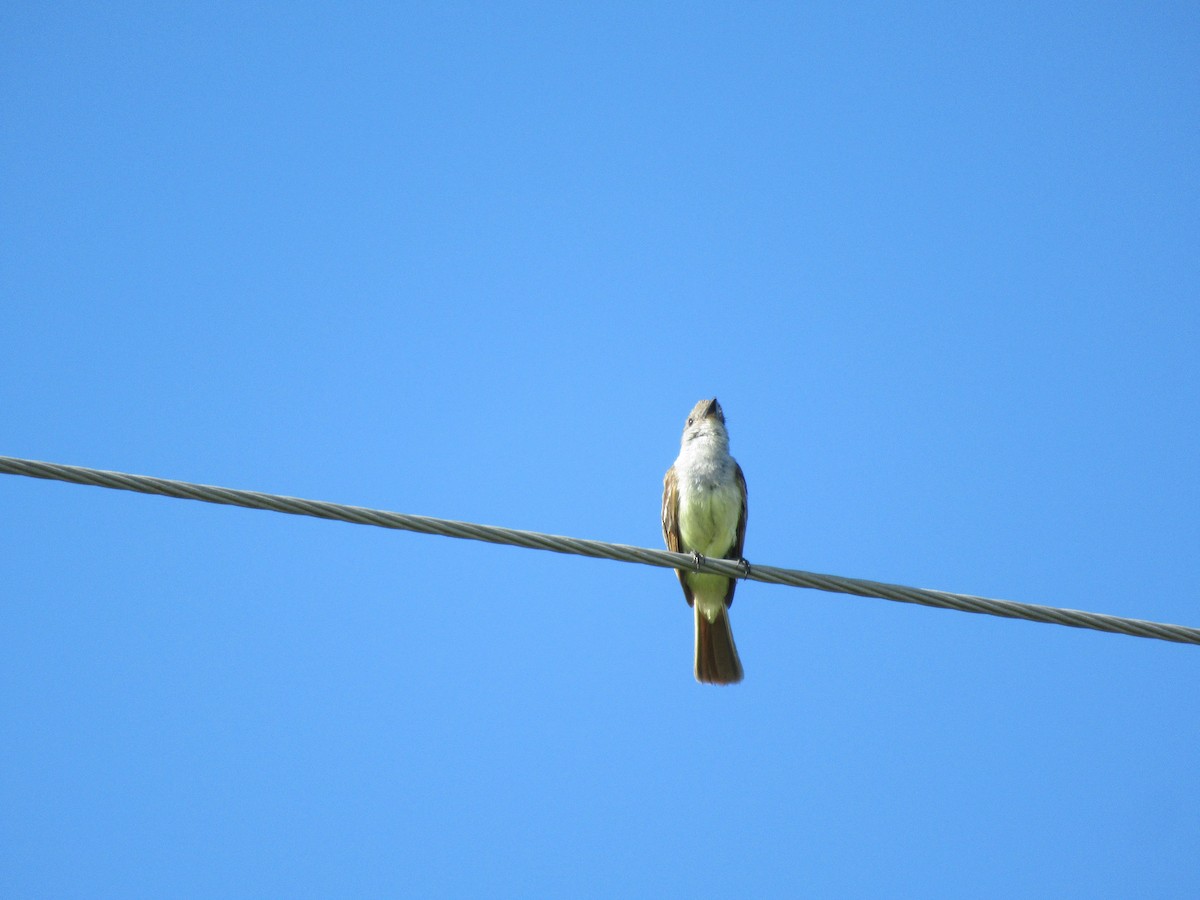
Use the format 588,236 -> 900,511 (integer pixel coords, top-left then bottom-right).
2,454 -> 1197,646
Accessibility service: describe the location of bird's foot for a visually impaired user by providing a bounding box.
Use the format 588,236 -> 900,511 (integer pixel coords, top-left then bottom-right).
690,551 -> 705,572
736,557 -> 751,578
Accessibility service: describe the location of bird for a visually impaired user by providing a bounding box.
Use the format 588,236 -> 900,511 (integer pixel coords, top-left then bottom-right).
662,398 -> 747,684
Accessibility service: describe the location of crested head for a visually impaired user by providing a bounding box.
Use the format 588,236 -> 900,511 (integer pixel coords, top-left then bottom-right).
679,397 -> 730,448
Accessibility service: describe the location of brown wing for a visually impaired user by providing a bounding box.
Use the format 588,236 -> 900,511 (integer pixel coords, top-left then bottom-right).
722,461 -> 749,608
661,465 -> 695,607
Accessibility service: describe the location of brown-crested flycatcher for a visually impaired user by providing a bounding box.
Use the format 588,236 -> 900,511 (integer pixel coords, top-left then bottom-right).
662,398 -> 747,684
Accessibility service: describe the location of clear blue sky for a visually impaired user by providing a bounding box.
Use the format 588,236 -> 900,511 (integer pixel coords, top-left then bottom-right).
3,3 -> 1198,896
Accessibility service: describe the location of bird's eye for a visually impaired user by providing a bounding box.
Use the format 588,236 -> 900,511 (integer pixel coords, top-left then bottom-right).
686,417 -> 694,426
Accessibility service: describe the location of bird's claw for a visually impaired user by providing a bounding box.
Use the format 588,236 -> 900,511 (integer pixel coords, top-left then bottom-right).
690,551 -> 704,572
737,557 -> 751,578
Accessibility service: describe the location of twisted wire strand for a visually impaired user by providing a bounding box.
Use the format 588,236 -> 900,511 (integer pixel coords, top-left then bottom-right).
2,455 -> 1196,646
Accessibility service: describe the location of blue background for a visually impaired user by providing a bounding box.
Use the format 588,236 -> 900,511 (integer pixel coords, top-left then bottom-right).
3,3 -> 1198,896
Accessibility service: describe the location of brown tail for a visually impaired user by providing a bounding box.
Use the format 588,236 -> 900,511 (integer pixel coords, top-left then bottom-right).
694,604 -> 744,685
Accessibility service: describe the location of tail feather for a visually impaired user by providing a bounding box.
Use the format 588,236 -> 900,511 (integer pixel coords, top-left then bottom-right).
694,604 -> 744,685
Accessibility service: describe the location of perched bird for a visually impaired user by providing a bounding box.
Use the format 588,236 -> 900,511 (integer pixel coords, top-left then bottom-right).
661,398 -> 747,684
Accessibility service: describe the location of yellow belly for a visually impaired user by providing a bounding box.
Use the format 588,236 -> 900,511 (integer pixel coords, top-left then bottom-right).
678,479 -> 740,558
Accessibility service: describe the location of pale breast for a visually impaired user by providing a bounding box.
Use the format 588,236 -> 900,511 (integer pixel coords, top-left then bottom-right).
677,478 -> 741,558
